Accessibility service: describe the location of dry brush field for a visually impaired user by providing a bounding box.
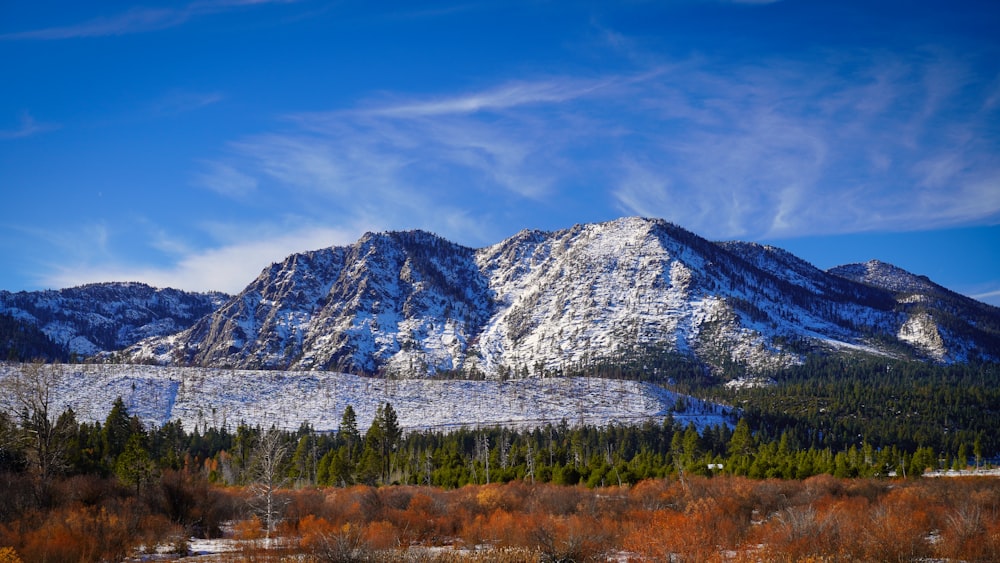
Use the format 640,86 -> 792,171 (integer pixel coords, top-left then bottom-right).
2,473 -> 999,562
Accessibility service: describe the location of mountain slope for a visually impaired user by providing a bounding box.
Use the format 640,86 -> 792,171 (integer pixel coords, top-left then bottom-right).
829,260 -> 1000,362
149,231 -> 493,371
0,282 -> 228,359
0,312 -> 66,361
122,218 -> 1000,375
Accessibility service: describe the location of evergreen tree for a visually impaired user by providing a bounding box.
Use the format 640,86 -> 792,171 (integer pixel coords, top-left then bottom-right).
359,403 -> 402,484
289,434 -> 315,486
102,397 -> 132,465
115,433 -> 155,493
340,405 -> 362,463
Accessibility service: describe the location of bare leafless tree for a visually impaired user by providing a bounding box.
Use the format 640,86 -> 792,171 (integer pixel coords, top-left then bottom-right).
0,361 -> 72,479
247,427 -> 290,540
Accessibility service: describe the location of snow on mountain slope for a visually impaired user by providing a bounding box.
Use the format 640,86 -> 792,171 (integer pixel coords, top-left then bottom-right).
0,363 -> 731,433
140,231 -> 493,373
473,218 -> 801,375
121,218 -> 1000,374
830,260 -> 1000,363
829,260 -> 938,295
0,283 -> 227,358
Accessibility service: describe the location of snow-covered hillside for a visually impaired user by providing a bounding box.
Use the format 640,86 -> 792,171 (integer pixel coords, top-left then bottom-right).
0,282 -> 227,358
113,218 -> 999,373
0,363 -> 731,433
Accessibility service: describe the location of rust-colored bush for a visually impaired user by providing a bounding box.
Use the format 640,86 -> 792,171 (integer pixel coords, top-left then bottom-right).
16,505 -> 136,563
859,486 -> 933,562
299,515 -> 374,561
156,468 -> 235,538
233,515 -> 265,541
518,512 -> 611,562
0,547 -> 23,563
362,520 -> 400,551
526,483 -> 584,516
6,471 -> 1000,562
285,487 -> 326,526
936,495 -> 1000,561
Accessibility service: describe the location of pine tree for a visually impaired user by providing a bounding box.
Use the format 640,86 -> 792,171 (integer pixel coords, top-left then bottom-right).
360,403 -> 403,484
340,405 -> 361,462
102,397 -> 132,466
115,433 -> 155,494
289,434 -> 314,486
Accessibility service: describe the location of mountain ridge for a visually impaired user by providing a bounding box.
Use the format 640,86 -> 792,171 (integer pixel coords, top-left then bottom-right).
0,282 -> 229,360
118,217 -> 999,375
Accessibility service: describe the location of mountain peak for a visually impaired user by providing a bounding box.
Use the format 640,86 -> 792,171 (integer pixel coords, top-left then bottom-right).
829,260 -> 938,295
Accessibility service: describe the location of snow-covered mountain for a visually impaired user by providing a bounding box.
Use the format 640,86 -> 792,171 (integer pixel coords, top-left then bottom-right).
0,282 -> 228,359
121,218 -> 999,375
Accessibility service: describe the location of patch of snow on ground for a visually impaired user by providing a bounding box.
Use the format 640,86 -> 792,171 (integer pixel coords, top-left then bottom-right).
724,377 -> 775,390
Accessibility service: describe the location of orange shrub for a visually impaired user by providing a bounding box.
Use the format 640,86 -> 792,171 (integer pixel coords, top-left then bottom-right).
936,500 -> 1000,561
0,547 -> 22,563
859,486 -> 933,561
299,514 -> 371,560
383,491 -> 444,543
363,520 -> 400,551
233,516 -> 264,540
17,505 -> 136,563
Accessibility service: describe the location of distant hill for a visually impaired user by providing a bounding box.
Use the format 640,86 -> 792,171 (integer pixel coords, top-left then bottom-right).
0,282 -> 228,361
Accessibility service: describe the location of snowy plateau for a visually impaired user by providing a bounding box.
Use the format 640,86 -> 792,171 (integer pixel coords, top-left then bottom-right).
115,217 -> 998,374
0,363 -> 729,433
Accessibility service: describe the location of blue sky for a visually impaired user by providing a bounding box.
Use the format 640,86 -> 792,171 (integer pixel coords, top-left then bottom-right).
2,0 -> 999,305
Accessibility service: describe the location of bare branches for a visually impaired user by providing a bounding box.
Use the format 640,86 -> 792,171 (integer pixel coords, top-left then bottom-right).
247,427 -> 290,539
0,361 -> 72,479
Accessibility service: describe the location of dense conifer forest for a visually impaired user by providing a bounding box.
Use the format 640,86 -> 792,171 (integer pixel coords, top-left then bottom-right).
717,355 -> 1000,463
0,314 -> 66,363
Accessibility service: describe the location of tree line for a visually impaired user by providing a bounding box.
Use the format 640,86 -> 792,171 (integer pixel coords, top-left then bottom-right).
2,389 -> 989,495
711,354 -> 999,460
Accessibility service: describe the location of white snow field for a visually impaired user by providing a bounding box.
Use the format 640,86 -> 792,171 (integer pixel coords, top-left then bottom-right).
0,362 -> 731,434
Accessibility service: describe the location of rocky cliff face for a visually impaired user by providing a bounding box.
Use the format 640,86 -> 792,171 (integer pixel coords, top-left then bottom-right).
121,218 -> 1000,375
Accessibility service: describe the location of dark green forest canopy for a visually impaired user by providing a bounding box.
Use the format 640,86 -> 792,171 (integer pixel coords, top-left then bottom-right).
705,355 -> 1000,458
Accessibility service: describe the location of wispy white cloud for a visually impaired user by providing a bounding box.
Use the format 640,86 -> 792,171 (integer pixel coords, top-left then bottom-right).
0,112 -> 58,140
358,79 -> 610,118
152,90 -> 225,115
39,224 -> 357,294
607,52 -> 1000,239
970,287 -> 1000,306
227,135 -> 350,194
196,48 -> 1000,255
195,162 -> 258,198
1,8 -> 190,40
197,77 -> 614,225
0,0 -> 300,40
